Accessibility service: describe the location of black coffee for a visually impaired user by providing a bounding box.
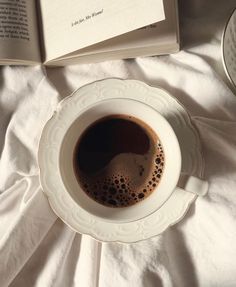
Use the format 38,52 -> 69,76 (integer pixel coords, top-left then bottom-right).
73,115 -> 165,208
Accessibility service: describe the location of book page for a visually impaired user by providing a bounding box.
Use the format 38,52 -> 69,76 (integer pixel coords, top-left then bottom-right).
0,0 -> 40,63
58,0 -> 178,60
39,0 -> 165,61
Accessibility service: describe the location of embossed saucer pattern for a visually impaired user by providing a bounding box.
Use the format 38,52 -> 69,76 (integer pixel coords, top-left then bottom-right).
38,79 -> 204,243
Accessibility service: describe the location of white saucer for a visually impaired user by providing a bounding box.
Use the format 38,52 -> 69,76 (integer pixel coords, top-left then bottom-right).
38,79 -> 204,243
222,8 -> 236,89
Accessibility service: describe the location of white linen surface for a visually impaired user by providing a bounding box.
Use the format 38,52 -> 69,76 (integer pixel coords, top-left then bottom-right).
1,1 -> 236,286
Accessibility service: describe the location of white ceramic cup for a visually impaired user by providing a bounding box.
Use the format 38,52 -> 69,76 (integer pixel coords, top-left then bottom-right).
59,98 -> 208,223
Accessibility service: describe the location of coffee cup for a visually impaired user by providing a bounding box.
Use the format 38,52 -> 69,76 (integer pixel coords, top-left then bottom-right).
59,98 -> 208,223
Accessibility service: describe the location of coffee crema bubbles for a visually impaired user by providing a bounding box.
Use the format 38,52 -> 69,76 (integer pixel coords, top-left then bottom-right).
73,115 -> 165,208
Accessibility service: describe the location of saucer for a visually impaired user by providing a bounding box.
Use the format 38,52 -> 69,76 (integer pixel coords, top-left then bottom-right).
222,8 -> 236,88
38,79 -> 204,243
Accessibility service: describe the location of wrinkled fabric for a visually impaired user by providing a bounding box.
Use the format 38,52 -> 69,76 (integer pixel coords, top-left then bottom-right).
1,1 -> 236,286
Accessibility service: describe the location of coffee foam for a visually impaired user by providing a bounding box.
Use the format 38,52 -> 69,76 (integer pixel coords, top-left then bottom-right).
78,141 -> 164,208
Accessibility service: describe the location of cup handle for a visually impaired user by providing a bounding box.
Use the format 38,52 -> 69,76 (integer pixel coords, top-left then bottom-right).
177,173 -> 209,196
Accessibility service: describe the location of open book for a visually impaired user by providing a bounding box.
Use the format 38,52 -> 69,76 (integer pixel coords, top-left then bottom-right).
0,0 -> 179,66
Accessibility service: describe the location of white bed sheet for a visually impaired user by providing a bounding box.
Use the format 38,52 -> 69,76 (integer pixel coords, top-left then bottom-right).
1,1 -> 236,286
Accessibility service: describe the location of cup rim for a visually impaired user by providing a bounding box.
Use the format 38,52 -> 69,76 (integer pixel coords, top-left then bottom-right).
58,97 -> 182,223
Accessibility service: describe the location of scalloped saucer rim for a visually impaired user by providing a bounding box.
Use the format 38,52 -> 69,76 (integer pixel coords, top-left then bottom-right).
38,78 -> 204,243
